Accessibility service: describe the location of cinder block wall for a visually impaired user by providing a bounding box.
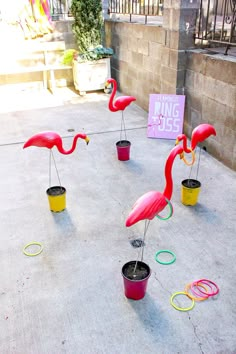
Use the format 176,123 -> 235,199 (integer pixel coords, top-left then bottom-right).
104,21 -> 236,171
104,21 -> 166,111
185,50 -> 236,170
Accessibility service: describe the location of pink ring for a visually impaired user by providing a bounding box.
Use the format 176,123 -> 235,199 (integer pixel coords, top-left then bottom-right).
191,281 -> 210,299
196,279 -> 219,296
192,279 -> 219,297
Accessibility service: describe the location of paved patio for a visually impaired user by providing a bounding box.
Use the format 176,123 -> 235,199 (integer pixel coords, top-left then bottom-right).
0,87 -> 235,353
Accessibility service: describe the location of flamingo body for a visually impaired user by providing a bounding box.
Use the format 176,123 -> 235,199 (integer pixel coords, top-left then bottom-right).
126,191 -> 167,227
126,145 -> 184,227
23,131 -> 89,155
191,124 -> 216,150
106,78 -> 136,112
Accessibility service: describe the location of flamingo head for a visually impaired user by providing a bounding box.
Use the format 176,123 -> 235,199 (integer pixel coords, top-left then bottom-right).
106,78 -> 114,85
175,134 -> 186,146
85,136 -> 90,145
76,133 -> 90,145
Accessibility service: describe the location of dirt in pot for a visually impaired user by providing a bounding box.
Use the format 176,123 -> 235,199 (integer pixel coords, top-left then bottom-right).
47,186 -> 66,196
116,140 -> 130,147
182,179 -> 201,189
123,262 -> 149,281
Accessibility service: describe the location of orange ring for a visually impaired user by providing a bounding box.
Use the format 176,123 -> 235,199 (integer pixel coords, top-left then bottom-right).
182,149 -> 196,166
185,282 -> 209,301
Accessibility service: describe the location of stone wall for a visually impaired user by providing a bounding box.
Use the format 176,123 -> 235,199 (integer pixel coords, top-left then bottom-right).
185,50 -> 236,170
104,20 -> 236,171
104,21 -> 166,111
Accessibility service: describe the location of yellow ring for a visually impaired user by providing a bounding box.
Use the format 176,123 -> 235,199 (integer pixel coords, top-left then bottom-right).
185,282 -> 209,301
170,291 -> 195,311
182,149 -> 196,166
23,242 -> 43,257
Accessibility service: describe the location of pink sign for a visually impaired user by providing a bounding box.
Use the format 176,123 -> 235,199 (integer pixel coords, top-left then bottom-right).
147,94 -> 185,140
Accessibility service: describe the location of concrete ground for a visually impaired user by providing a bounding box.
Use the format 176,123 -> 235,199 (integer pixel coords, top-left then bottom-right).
0,87 -> 235,354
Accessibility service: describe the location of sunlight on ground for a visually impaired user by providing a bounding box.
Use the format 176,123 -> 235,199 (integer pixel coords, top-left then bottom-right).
0,86 -> 109,114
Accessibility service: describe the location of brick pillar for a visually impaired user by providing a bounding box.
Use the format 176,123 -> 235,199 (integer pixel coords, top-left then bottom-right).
161,0 -> 199,94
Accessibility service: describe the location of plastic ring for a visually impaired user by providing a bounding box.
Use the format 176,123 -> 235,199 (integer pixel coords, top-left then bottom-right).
170,292 -> 195,312
185,282 -> 209,301
192,279 -> 219,297
23,242 -> 43,257
156,197 -> 173,220
182,149 -> 196,166
155,250 -> 176,265
190,281 -> 212,299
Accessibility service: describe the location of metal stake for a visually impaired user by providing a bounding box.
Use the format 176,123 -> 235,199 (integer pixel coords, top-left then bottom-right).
133,219 -> 150,275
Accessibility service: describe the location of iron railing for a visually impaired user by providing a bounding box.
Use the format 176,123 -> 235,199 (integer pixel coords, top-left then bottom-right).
49,0 -> 72,19
195,0 -> 236,54
108,0 -> 163,23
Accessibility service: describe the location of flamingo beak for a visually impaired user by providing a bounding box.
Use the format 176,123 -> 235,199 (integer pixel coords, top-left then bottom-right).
175,138 -> 179,146
180,152 -> 184,160
85,137 -> 90,145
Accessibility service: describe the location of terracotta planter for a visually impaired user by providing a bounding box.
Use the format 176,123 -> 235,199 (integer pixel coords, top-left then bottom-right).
116,140 -> 131,161
181,179 -> 201,206
122,261 -> 151,300
46,186 -> 66,212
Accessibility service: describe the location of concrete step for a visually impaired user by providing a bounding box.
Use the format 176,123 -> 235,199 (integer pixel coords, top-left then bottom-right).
0,20 -> 75,89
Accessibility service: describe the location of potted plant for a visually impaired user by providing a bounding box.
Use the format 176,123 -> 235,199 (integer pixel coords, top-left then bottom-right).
105,78 -> 136,161
62,0 -> 113,95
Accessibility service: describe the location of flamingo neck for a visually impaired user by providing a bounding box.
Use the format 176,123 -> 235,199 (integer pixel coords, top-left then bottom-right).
163,145 -> 184,200
57,134 -> 85,155
108,79 -> 118,112
178,134 -> 191,153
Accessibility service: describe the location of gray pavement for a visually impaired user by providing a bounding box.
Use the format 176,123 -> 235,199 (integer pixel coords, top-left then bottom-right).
0,87 -> 236,354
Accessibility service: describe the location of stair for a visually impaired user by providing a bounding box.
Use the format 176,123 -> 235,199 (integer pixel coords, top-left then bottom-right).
0,20 -> 76,92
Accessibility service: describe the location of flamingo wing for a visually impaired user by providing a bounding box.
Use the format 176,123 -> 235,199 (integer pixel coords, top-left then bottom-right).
114,96 -> 136,111
126,191 -> 167,227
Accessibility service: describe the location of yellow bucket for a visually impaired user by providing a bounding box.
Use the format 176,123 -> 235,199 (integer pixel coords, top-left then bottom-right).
46,186 -> 66,212
181,179 -> 201,206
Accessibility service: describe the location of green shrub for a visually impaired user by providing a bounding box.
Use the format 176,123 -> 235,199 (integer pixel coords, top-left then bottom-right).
71,0 -> 103,53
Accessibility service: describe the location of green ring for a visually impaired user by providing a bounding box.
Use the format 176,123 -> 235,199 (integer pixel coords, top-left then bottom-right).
155,250 -> 176,265
23,242 -> 43,257
155,197 -> 173,220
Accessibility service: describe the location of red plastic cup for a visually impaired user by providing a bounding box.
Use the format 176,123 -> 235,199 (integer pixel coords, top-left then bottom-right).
116,140 -> 131,161
122,261 -> 151,300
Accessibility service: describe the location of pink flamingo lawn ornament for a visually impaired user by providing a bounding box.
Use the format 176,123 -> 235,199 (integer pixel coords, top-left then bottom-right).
23,131 -> 90,187
106,78 -> 136,142
126,124 -> 216,267
175,124 -> 216,153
